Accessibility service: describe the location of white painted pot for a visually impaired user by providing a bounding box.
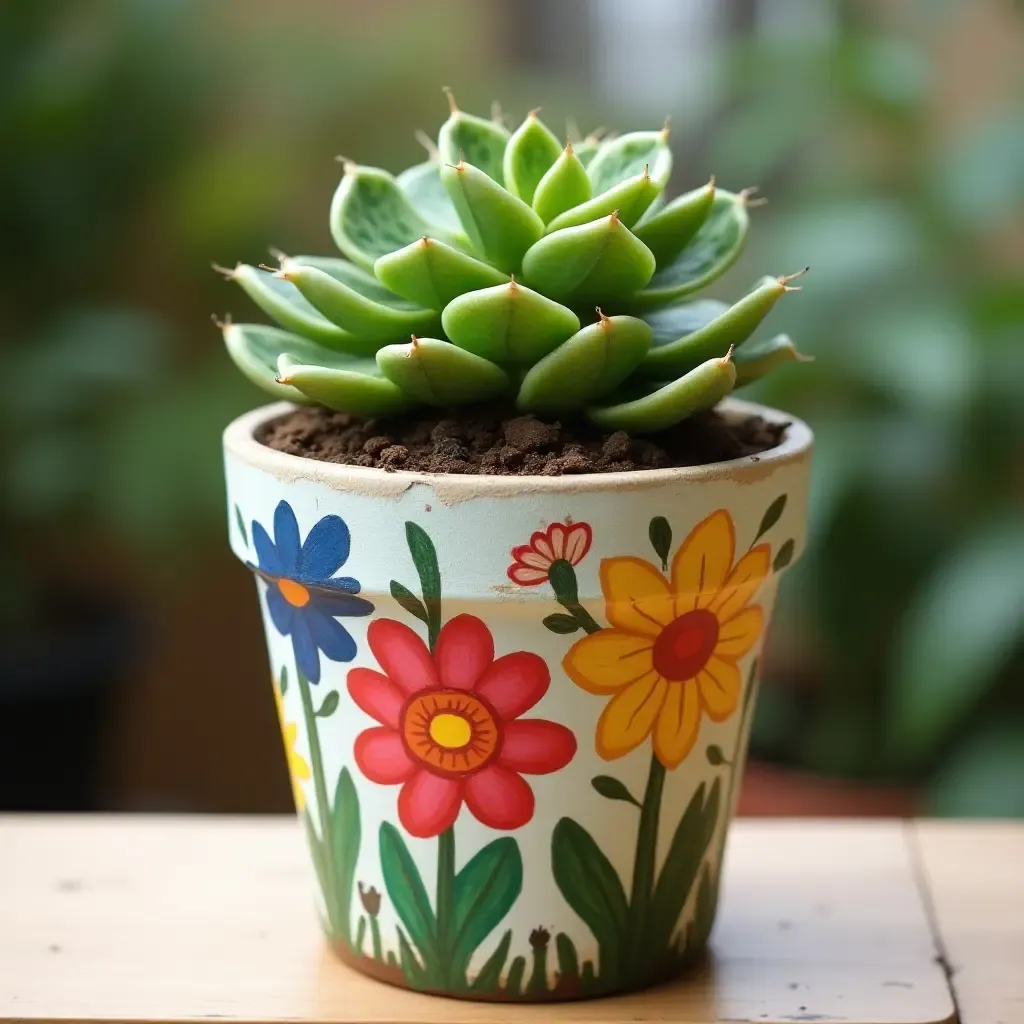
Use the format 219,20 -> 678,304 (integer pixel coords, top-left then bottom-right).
223,398 -> 812,1002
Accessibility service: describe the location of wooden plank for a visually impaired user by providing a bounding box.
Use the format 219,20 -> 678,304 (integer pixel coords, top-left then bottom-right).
913,820 -> 1024,1024
0,817 -> 955,1024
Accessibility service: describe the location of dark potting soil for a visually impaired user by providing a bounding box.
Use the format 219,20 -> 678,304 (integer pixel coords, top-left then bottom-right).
259,404 -> 786,476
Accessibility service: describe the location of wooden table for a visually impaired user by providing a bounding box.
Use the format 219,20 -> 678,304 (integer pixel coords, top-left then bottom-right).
0,818 -> 1019,1024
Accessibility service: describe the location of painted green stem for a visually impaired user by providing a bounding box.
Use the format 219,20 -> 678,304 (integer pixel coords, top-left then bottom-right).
627,753 -> 666,978
370,917 -> 383,962
436,826 -> 456,987
527,943 -> 549,994
549,560 -> 602,635
560,598 -> 602,635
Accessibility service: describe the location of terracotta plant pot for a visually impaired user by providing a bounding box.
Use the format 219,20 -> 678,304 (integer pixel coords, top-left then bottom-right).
223,397 -> 812,1002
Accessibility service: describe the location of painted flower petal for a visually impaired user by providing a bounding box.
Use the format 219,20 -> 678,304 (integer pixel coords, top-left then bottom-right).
464,763 -> 535,830
265,586 -> 295,636
565,523 -> 593,565
476,652 -> 550,718
398,769 -> 462,838
697,655 -> 742,721
435,614 -> 494,690
348,668 -> 405,729
316,576 -> 362,594
595,670 -> 667,760
508,565 -> 549,585
252,521 -> 281,576
290,750 -> 312,781
654,680 -> 702,769
367,619 -> 437,694
600,557 -> 675,637
709,545 -> 771,622
273,500 -> 302,575
299,514 -> 351,580
532,533 -> 556,562
548,523 -> 568,560
312,592 -> 375,618
354,727 -> 417,785
671,510 -> 736,613
563,629 -> 654,694
714,605 -> 765,659
499,719 -> 577,774
517,550 -> 551,570
291,614 -> 321,684
305,606 -> 358,663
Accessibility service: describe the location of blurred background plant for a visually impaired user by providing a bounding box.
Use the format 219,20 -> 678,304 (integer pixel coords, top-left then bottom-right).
1,0 -> 1020,814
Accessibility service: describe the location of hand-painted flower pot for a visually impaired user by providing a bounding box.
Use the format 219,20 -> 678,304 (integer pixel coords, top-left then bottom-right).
223,397 -> 812,1002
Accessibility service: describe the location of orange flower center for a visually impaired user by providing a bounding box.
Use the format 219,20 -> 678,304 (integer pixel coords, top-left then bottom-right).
278,579 -> 311,607
402,690 -> 500,777
652,609 -> 719,681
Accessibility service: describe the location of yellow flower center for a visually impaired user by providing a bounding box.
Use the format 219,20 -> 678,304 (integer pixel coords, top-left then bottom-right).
278,579 -> 311,607
429,712 -> 472,749
652,609 -> 719,681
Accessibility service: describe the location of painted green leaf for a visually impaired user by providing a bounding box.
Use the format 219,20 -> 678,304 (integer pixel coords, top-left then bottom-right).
647,780 -> 721,956
355,915 -> 367,955
437,97 -> 510,185
587,128 -> 673,194
551,817 -> 627,984
330,767 -> 361,946
302,809 -> 331,924
376,337 -> 509,407
379,822 -> 437,970
396,925 -> 429,988
648,515 -> 672,570
543,613 -> 581,635
278,665 -> 288,696
689,864 -> 718,950
397,160 -> 465,236
591,775 -> 641,808
505,955 -> 526,996
390,580 -> 429,625
755,495 -> 788,542
706,745 -> 726,766
503,111 -> 562,205
735,333 -> 812,386
633,179 -> 716,266
234,504 -> 248,547
451,837 -> 523,977
315,691 -> 340,718
581,959 -> 597,992
406,522 -> 441,649
773,539 -> 795,572
469,929 -> 513,992
276,353 -> 412,418
555,932 -> 580,979
532,143 -> 591,224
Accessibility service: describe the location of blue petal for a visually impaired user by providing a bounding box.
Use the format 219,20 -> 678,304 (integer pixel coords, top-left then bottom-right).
265,586 -> 295,636
299,515 -> 351,580
292,615 -> 321,684
312,592 -> 375,618
273,501 -> 302,575
252,522 -> 281,575
306,606 -> 358,663
317,576 -> 362,594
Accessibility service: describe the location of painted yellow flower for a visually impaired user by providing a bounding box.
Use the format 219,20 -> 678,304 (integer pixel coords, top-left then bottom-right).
563,510 -> 770,769
273,681 -> 312,810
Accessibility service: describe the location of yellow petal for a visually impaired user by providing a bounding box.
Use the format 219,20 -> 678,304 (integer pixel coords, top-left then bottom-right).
697,656 -> 742,721
709,544 -> 771,622
671,510 -> 736,613
595,671 -> 667,760
563,630 -> 655,694
714,605 -> 765,659
600,556 -> 675,638
654,680 -> 702,769
291,753 -> 312,782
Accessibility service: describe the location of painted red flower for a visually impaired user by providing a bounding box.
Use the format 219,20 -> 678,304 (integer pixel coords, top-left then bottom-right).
507,521 -> 593,586
348,615 -> 576,838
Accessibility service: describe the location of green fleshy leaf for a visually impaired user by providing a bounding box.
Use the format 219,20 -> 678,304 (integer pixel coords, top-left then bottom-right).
587,352 -> 737,434
573,134 -> 602,167
441,280 -> 580,365
631,191 -> 752,309
755,495 -> 787,542
543,613 -> 581,635
330,767 -> 361,945
374,237 -> 508,311
546,169 -> 662,232
517,314 -> 652,414
275,352 -> 412,417
397,160 -> 465,236
587,128 -> 673,194
441,160 -> 545,273
379,822 -> 438,972
376,337 -> 508,407
390,580 -> 429,624
648,515 -> 672,569
503,111 -> 562,205
734,333 -> 812,386
591,775 -> 641,808
521,213 -> 656,306
405,522 -> 441,648
315,690 -> 340,718
470,929 -> 513,992
291,254 -> 405,306
437,98 -> 510,184
633,180 -> 716,266
532,143 -> 592,224
773,539 -> 795,572
234,504 -> 248,547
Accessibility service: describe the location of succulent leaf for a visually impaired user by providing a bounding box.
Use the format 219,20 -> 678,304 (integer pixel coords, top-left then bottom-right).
532,143 -> 592,224
441,159 -> 545,273
632,179 -> 716,266
503,110 -> 563,205
397,161 -> 466,237
587,128 -> 673,194
376,336 -> 509,406
441,278 -> 580,364
573,133 -> 603,168
277,353 -> 412,417
291,254 -> 408,306
521,213 -> 656,305
517,313 -> 652,414
374,237 -> 508,311
734,333 -> 812,385
220,323 -> 321,403
545,168 -> 662,232
437,93 -> 510,184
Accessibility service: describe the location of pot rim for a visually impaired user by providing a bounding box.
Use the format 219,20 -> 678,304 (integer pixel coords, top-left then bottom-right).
223,398 -> 812,498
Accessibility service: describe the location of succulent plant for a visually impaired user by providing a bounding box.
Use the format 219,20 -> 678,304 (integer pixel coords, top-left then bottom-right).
217,91 -> 808,433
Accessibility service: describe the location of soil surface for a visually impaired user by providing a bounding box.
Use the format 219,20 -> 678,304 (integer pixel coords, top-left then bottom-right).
259,404 -> 787,476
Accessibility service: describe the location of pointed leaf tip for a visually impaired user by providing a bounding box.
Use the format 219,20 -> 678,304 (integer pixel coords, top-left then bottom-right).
443,85 -> 458,113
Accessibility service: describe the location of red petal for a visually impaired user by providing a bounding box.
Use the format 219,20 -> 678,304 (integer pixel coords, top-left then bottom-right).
565,523 -> 593,565
347,668 -> 404,728
435,614 -> 494,690
397,770 -> 462,838
499,719 -> 577,774
353,728 -> 416,785
475,652 -> 550,719
548,523 -> 568,560
367,618 -> 437,694
464,764 -> 535,830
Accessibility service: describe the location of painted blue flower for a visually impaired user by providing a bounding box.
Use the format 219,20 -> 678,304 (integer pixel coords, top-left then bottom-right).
250,500 -> 373,684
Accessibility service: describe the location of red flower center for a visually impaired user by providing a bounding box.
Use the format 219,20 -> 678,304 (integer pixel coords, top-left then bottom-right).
652,609 -> 719,681
401,689 -> 500,777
